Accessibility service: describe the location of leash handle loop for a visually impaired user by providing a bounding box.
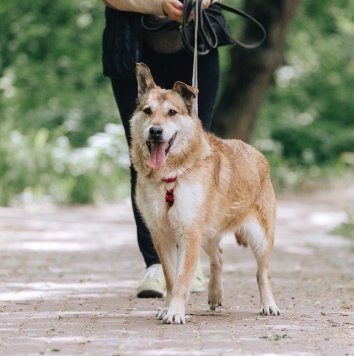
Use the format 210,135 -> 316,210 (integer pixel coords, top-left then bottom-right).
216,3 -> 266,49
181,0 -> 266,56
141,1 -> 267,55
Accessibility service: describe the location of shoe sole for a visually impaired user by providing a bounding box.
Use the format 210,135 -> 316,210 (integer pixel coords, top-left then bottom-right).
137,289 -> 165,298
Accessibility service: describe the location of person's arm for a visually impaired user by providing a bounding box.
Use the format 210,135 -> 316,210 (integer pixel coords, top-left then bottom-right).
102,0 -> 213,22
102,0 -> 168,17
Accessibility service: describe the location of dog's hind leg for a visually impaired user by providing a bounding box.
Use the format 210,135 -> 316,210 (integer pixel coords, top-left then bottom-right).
241,217 -> 280,316
203,237 -> 223,310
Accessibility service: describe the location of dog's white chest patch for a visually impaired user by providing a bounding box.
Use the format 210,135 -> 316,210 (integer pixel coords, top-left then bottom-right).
168,179 -> 204,228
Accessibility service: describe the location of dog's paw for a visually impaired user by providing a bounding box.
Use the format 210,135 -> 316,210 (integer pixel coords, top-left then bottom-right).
156,307 -> 168,320
161,299 -> 186,324
163,313 -> 185,324
259,303 -> 280,316
208,297 -> 222,311
208,289 -> 223,311
208,284 -> 224,310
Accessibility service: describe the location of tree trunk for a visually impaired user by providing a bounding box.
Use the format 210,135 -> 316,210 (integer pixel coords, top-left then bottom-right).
212,0 -> 300,142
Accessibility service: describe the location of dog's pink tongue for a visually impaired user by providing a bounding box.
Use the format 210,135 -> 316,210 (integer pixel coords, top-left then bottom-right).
147,142 -> 168,170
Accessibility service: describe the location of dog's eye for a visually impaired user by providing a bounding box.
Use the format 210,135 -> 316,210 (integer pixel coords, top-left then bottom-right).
143,107 -> 152,115
168,109 -> 177,116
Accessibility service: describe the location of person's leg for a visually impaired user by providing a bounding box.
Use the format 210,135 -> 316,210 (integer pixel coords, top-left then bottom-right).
194,49 -> 220,132
110,78 -> 160,268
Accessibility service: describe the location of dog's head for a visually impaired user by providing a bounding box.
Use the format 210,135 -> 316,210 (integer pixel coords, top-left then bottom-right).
132,63 -> 199,171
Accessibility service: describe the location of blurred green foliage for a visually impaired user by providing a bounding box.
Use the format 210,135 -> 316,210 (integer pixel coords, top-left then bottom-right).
0,0 -> 129,205
332,202 -> 354,240
0,0 -> 354,205
0,0 -> 115,144
254,0 -> 354,187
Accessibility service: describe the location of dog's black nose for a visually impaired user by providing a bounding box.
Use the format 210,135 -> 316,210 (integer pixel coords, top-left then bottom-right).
149,125 -> 163,139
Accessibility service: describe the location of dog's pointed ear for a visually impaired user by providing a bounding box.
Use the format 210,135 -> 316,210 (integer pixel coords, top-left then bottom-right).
172,81 -> 199,110
136,63 -> 156,98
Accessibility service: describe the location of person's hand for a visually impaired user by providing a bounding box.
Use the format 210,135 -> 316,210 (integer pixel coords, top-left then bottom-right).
202,0 -> 213,9
162,0 -> 184,22
162,0 -> 213,23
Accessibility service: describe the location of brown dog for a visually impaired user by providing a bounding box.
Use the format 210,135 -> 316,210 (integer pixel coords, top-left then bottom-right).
130,63 -> 280,324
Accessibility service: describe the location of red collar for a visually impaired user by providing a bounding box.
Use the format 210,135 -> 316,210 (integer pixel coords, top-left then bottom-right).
162,177 -> 177,184
162,177 -> 177,207
162,169 -> 189,208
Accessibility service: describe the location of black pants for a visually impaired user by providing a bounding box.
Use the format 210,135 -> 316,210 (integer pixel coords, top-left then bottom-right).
111,47 -> 220,268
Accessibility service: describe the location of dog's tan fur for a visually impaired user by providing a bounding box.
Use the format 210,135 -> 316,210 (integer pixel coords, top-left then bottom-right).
130,63 -> 280,324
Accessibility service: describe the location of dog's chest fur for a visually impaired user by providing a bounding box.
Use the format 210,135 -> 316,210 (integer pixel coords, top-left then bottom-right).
136,175 -> 206,241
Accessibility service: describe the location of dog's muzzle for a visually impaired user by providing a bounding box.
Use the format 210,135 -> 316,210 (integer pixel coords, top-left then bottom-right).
146,131 -> 177,171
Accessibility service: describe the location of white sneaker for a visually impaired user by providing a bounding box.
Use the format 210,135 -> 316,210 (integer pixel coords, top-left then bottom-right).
137,264 -> 166,298
137,260 -> 205,297
190,259 -> 205,293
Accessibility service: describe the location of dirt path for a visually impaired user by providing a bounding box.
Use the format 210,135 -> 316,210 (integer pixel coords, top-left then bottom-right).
0,186 -> 353,355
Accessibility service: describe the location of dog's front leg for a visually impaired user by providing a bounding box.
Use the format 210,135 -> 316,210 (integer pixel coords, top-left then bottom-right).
153,238 -> 178,320
163,232 -> 200,324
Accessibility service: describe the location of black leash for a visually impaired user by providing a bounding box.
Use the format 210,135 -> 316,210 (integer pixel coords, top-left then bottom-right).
140,0 -> 266,116
141,0 -> 266,56
182,0 -> 266,55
